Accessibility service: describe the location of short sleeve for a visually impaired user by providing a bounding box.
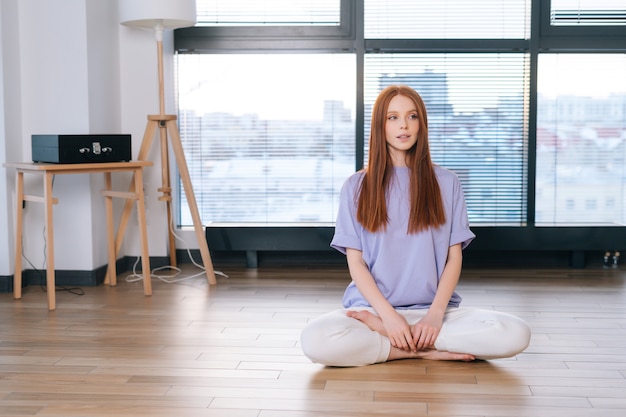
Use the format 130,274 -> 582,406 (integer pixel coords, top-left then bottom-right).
449,173 -> 475,250
330,174 -> 364,255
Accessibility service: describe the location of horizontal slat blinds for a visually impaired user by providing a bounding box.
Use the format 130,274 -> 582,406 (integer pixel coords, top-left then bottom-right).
195,0 -> 341,26
177,54 -> 356,225
536,54 -> 626,226
550,0 -> 626,26
365,0 -> 529,39
364,54 -> 529,225
177,0 -> 626,230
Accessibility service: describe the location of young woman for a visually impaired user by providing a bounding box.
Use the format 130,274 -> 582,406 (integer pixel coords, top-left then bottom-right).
300,85 -> 531,367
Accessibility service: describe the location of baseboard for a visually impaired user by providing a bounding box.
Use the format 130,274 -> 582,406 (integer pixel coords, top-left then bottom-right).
206,249 -> 614,269
2,249 -> 617,293
0,275 -> 11,293
0,256 -> 171,293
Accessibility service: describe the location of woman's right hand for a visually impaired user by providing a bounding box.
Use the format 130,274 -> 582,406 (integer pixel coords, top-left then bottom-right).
346,249 -> 417,351
380,311 -> 417,352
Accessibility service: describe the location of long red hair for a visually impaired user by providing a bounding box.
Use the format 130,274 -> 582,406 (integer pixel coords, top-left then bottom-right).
357,85 -> 445,233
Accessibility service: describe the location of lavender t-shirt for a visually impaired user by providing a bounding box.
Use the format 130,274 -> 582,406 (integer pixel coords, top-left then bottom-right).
331,165 -> 475,309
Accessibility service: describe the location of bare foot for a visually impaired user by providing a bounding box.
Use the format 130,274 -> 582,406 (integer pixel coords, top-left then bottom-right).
347,309 -> 476,362
346,309 -> 387,336
403,349 -> 475,362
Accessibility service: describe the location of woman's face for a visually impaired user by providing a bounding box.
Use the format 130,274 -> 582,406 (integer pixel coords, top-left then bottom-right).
384,94 -> 419,166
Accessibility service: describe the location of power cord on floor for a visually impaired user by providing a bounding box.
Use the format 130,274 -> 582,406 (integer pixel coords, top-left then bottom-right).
21,182 -> 224,290
125,215 -> 228,284
22,248 -> 85,296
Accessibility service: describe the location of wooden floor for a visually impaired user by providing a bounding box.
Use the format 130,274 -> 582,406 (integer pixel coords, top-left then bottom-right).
1,263 -> 625,417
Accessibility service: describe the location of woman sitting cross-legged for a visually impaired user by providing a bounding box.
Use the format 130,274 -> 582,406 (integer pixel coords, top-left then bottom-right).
300,85 -> 531,367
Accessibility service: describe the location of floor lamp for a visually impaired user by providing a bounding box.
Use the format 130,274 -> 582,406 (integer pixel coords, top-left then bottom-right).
117,0 -> 216,285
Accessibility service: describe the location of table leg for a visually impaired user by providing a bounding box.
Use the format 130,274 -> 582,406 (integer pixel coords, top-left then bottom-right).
103,172 -> 117,286
134,168 -> 152,295
44,172 -> 56,311
14,172 -> 24,300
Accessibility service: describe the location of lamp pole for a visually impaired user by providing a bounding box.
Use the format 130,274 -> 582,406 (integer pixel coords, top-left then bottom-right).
115,1 -> 217,285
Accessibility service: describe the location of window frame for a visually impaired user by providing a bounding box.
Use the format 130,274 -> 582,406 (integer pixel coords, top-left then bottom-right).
540,0 -> 626,42
174,0 -> 626,264
175,0 -> 356,52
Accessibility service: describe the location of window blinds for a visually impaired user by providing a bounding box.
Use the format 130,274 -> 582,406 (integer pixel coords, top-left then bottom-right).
536,53 -> 626,226
177,53 -> 356,225
194,0 -> 341,26
365,0 -> 530,39
550,0 -> 626,26
364,53 -> 530,225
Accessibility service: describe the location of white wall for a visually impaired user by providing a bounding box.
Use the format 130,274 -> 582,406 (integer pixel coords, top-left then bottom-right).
0,0 -> 15,277
0,0 -> 193,276
18,0 -> 98,270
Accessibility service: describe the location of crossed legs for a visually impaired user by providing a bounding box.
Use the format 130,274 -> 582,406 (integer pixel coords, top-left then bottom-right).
346,309 -> 475,362
301,307 -> 530,367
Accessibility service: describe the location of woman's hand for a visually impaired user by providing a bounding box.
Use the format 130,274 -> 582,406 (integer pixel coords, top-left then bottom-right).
411,309 -> 445,351
346,248 -> 418,351
380,311 -> 417,352
411,243 -> 463,351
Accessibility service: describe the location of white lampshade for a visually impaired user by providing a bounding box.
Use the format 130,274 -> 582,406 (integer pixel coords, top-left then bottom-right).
119,0 -> 196,30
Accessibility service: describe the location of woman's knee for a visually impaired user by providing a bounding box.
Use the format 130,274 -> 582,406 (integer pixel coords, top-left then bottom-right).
300,319 -> 329,363
498,314 -> 531,357
443,308 -> 531,359
474,312 -> 531,359
300,310 -> 385,367
300,312 -> 350,365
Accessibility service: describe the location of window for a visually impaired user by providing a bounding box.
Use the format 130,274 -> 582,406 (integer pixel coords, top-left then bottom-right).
365,0 -> 529,39
175,0 -> 626,232
550,0 -> 626,26
536,53 -> 626,225
177,54 -> 355,224
364,53 -> 529,225
195,0 -> 341,26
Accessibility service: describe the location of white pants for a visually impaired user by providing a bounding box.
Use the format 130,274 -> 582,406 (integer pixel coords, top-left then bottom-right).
300,307 -> 531,367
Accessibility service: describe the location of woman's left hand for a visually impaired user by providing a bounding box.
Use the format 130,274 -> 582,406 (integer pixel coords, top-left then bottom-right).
411,310 -> 444,351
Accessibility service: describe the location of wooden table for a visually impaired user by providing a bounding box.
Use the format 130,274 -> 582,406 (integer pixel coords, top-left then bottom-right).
4,161 -> 153,310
